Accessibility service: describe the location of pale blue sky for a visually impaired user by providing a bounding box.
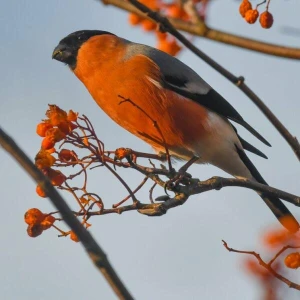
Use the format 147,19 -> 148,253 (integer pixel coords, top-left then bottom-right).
0,0 -> 299,299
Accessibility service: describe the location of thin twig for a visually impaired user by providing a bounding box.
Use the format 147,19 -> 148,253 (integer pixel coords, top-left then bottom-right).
149,182 -> 157,203
113,176 -> 148,208
222,240 -> 300,290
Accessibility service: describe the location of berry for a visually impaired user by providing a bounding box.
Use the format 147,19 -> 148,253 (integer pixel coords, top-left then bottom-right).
27,224 -> 43,237
128,13 -> 143,25
24,208 -> 45,226
239,0 -> 252,18
36,123 -> 53,137
285,252 -> 300,269
70,231 -> 80,242
41,137 -> 55,150
245,9 -> 259,24
36,185 -> 46,198
41,215 -> 56,230
259,11 -> 273,29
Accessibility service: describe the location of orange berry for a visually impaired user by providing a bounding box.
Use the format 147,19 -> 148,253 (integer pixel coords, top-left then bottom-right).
156,31 -> 167,41
36,122 -> 53,137
158,40 -> 170,52
141,0 -> 158,10
53,173 -> 66,186
284,252 -> 300,269
245,9 -> 259,24
67,110 -> 78,122
168,5 -> 184,18
259,11 -> 273,29
46,105 -> 68,126
58,149 -> 74,161
239,0 -> 252,18
35,149 -> 56,169
158,39 -> 181,56
24,208 -> 45,226
36,185 -> 46,198
47,169 -> 66,186
128,13 -> 143,25
27,224 -> 44,237
46,147 -> 56,154
46,127 -> 66,142
41,137 -> 56,150
115,148 -> 132,160
263,229 -> 291,248
41,215 -> 56,230
70,231 -> 80,242
141,19 -> 156,31
168,40 -> 182,56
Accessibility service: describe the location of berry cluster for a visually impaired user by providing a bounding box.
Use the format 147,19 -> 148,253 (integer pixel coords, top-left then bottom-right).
24,105 -> 82,241
35,105 -> 79,195
24,208 -> 56,237
28,105 -> 110,242
239,0 -> 273,28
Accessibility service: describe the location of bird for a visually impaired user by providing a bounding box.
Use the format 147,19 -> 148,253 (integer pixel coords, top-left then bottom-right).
52,30 -> 299,232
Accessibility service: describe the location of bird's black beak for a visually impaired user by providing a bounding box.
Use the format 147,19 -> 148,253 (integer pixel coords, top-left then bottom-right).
52,44 -> 74,64
52,45 -> 64,60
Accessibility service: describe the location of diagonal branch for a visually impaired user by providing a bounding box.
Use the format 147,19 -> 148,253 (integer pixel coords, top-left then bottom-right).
0,127 -> 134,300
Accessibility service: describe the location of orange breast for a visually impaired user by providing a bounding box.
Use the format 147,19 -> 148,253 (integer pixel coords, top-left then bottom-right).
74,35 -> 210,157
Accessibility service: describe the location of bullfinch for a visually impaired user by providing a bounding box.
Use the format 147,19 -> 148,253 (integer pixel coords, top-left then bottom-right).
52,30 -> 299,232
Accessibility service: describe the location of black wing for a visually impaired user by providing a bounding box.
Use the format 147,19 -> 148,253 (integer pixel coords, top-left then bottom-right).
135,44 -> 271,146
162,75 -> 270,146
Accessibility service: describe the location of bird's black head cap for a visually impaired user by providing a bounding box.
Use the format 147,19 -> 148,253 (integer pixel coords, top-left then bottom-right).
52,30 -> 114,69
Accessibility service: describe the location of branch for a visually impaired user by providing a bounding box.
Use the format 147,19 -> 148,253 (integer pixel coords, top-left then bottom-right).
192,177 -> 300,207
0,127 -> 134,300
71,165 -> 300,217
223,240 -> 300,290
101,0 -> 300,60
104,0 -> 300,160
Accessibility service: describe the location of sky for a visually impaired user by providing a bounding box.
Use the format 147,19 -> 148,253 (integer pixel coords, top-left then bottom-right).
0,0 -> 299,299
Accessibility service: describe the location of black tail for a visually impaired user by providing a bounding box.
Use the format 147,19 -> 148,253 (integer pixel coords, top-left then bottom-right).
236,146 -> 299,233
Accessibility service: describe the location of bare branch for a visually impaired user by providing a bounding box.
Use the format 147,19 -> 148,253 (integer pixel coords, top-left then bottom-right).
71,168 -> 300,218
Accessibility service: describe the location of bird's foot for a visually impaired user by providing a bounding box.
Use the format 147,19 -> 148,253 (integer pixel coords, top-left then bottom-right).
164,156 -> 199,190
